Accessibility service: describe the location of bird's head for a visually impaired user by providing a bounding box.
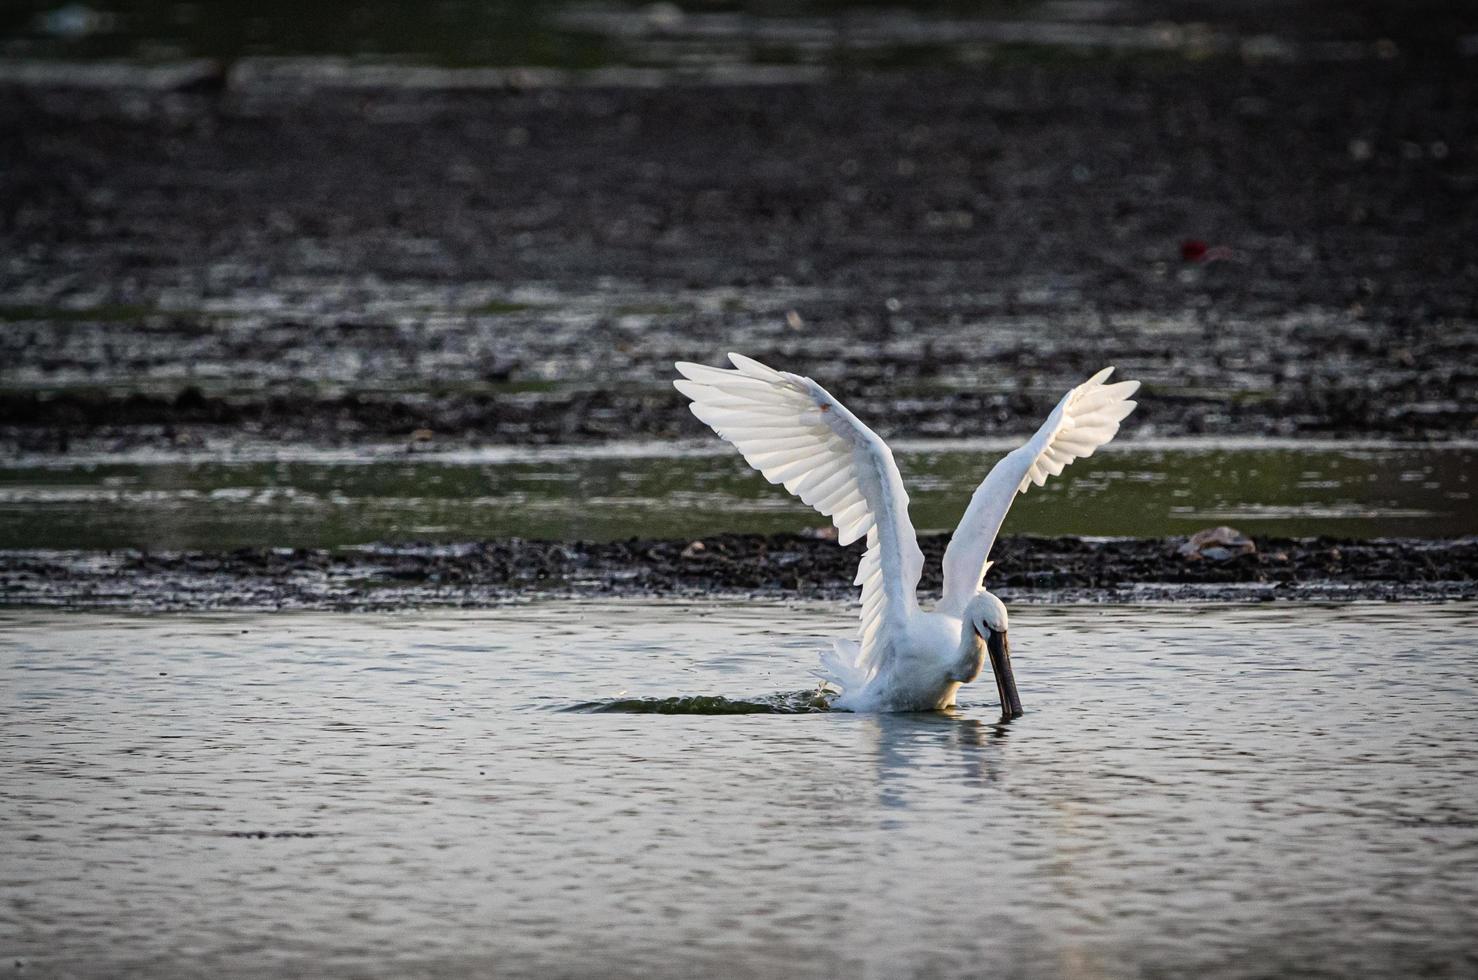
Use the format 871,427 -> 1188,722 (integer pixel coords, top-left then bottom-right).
966,590 -> 1008,638
965,590 -> 1021,718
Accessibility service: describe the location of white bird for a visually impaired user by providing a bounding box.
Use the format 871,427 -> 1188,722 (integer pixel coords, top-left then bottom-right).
673,353 -> 1140,714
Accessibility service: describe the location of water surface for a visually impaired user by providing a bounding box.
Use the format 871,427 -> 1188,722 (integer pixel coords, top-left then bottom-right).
2,441 -> 1471,550
4,601 -> 1476,977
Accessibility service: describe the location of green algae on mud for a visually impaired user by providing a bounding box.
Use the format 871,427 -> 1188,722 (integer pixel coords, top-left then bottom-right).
0,303 -> 161,323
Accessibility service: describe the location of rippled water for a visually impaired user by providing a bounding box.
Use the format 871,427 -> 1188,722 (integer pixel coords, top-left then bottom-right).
4,601 -> 1476,978
2,440 -> 1472,549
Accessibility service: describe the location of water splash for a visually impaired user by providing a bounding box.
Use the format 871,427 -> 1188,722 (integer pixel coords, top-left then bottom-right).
566,690 -> 834,714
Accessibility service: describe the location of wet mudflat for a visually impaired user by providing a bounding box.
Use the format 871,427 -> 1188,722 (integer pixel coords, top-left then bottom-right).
3,27 -> 1476,454
5,531 -> 1477,611
5,601 -> 1477,978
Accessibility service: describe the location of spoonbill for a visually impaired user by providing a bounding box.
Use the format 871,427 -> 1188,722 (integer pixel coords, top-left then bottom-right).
673,354 -> 1140,714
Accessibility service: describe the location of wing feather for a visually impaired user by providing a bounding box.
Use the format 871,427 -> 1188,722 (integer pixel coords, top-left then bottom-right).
673,353 -> 924,687
938,367 -> 1141,616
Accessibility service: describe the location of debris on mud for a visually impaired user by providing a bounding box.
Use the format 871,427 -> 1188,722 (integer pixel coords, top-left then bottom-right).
1178,526 -> 1258,561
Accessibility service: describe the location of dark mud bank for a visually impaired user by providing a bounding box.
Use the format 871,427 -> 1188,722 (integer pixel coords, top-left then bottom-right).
4,50 -> 1477,454
5,534 -> 1474,611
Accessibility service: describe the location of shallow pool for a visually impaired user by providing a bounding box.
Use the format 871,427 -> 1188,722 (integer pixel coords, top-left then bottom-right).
2,439 -> 1472,549
3,601 -> 1476,977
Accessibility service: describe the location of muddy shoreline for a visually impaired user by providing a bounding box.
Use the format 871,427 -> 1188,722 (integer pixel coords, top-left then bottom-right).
4,14 -> 1474,611
4,533 -> 1473,612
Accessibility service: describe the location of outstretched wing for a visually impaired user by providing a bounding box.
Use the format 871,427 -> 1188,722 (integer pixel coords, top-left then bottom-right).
673,353 -> 924,680
938,367 -> 1140,617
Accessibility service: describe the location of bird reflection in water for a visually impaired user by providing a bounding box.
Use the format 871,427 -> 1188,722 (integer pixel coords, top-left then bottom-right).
866,711 -> 1015,813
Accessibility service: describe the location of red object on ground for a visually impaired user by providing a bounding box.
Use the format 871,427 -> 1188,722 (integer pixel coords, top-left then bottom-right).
1180,239 -> 1209,262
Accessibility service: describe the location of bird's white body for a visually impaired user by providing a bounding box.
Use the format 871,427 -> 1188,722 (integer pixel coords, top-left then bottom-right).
832,609 -> 968,712
674,353 -> 1139,714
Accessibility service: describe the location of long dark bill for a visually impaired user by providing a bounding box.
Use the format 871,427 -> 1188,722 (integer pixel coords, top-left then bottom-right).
987,630 -> 1023,719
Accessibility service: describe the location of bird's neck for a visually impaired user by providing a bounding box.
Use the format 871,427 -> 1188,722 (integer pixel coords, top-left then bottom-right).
956,619 -> 976,654
951,622 -> 986,684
